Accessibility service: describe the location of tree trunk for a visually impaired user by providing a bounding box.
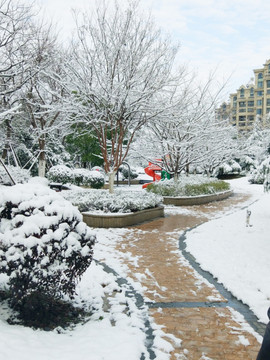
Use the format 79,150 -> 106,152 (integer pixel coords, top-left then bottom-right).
108,171 -> 116,194
38,158 -> 46,177
38,138 -> 46,177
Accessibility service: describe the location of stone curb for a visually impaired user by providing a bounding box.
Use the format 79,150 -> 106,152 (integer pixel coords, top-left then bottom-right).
82,206 -> 164,228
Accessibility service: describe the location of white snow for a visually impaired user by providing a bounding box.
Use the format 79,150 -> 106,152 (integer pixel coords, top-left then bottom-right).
185,177 -> 270,323
0,176 -> 268,359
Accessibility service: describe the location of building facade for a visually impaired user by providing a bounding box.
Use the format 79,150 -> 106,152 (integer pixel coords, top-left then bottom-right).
217,59 -> 270,131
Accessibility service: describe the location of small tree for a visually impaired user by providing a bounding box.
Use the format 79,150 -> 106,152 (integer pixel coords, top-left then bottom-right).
68,1 -> 179,192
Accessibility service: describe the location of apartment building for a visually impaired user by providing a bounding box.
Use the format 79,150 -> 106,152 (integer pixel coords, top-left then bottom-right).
217,59 -> 270,131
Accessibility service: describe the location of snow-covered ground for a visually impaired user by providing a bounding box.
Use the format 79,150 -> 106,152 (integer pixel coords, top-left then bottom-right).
0,176 -> 268,359
185,177 -> 270,324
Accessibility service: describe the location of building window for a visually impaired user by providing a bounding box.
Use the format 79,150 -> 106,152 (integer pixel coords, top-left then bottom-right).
239,109 -> 246,113
257,91 -> 263,96
258,81 -> 263,88
239,101 -> 246,107
267,99 -> 270,106
267,80 -> 270,88
239,116 -> 246,121
257,99 -> 262,106
240,88 -> 245,97
258,72 -> 263,79
267,90 -> 270,95
248,115 -> 254,121
250,88 -> 254,97
268,64 -> 270,73
257,109 -> 262,115
267,108 -> 270,113
248,101 -> 254,106
247,108 -> 254,112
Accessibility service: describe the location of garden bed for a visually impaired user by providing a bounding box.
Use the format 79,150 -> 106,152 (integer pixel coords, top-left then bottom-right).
163,190 -> 233,206
82,206 -> 164,228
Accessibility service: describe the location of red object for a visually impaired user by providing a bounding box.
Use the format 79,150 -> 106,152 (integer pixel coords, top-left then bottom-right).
142,161 -> 162,189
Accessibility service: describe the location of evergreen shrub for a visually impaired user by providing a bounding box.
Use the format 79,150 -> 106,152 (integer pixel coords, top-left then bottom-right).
47,165 -> 105,189
0,183 -> 95,328
147,176 -> 230,197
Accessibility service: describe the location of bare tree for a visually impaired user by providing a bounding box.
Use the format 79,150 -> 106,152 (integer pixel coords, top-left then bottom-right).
0,0 -> 35,160
134,69 -> 235,180
68,1 -> 179,192
20,24 -> 68,176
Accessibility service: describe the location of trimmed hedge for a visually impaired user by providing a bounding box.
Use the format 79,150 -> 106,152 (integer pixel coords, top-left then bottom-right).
47,165 -> 105,189
147,176 -> 230,197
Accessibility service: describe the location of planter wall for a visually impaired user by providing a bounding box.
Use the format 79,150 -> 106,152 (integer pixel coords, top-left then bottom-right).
82,206 -> 164,228
163,190 -> 233,206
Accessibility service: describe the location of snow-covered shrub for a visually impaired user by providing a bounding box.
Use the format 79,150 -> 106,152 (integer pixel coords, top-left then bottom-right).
0,183 -> 95,325
46,164 -> 73,184
213,160 -> 241,178
63,188 -> 162,213
248,157 -> 270,184
47,165 -> 105,188
146,175 -> 230,196
239,155 -> 256,172
84,170 -> 105,189
119,166 -> 138,180
0,165 -> 30,185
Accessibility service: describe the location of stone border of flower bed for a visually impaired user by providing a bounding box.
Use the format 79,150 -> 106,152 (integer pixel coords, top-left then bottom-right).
163,190 -> 233,206
82,206 -> 164,228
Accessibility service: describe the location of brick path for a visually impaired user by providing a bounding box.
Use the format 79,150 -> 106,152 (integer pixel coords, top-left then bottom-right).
108,192 -> 263,359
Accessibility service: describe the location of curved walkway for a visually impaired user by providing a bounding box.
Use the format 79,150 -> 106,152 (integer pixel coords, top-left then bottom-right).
99,191 -> 264,359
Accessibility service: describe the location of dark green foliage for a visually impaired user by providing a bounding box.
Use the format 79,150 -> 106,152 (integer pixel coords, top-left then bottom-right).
65,130 -> 103,168
6,292 -> 89,330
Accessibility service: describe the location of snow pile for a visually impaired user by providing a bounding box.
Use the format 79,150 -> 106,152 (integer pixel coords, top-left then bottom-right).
63,188 -> 163,213
0,182 -> 96,302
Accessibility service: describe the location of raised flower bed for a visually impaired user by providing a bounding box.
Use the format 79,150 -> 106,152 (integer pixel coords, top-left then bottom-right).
147,175 -> 233,206
62,188 -> 164,228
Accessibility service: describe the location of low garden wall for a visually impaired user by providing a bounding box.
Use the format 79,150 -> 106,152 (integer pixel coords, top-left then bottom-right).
82,206 -> 164,228
163,190 -> 233,206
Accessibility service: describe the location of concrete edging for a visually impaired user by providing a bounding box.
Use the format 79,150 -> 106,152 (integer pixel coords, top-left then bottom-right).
163,190 -> 233,206
82,206 -> 164,228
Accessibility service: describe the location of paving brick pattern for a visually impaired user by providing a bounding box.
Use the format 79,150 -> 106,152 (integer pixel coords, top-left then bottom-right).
114,192 -> 263,359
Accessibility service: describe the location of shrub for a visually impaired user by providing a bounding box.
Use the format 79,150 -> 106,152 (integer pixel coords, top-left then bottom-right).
146,176 -> 230,197
0,165 -> 30,185
119,166 -> 138,180
47,165 -> 105,189
248,157 -> 270,184
0,183 -> 95,327
46,164 -> 73,184
184,181 -> 230,196
63,188 -> 163,213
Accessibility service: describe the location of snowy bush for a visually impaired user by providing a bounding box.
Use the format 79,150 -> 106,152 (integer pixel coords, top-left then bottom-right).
119,166 -> 138,180
0,165 -> 30,185
46,164 -> 73,184
0,183 -> 95,326
47,165 -> 105,189
63,188 -> 163,213
213,160 -> 241,178
248,157 -> 270,184
146,175 -> 230,196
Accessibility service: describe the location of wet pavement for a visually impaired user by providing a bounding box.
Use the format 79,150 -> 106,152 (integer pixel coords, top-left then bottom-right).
104,191 -> 264,359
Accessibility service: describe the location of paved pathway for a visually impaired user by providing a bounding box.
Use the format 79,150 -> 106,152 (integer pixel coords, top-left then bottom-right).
105,191 -> 264,359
